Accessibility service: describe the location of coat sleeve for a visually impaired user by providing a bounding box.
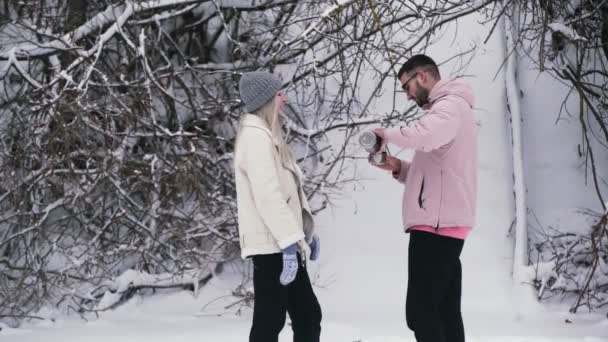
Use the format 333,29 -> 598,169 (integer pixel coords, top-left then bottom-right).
383,97 -> 462,152
240,128 -> 304,249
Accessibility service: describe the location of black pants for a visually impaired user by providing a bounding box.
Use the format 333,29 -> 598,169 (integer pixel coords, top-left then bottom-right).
406,230 -> 465,342
249,253 -> 322,342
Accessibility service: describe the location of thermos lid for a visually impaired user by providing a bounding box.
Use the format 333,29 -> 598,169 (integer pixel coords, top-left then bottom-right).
359,131 -> 378,149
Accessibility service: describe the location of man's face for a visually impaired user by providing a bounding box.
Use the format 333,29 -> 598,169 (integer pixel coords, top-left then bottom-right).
400,70 -> 430,108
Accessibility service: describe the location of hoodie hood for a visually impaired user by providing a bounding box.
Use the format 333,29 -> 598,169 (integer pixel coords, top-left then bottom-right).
426,78 -> 475,109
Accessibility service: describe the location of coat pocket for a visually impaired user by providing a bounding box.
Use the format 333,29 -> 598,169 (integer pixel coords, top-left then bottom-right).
417,176 -> 426,210
242,231 -> 275,250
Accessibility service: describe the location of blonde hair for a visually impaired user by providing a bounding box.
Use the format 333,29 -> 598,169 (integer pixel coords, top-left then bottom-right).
237,94 -> 294,168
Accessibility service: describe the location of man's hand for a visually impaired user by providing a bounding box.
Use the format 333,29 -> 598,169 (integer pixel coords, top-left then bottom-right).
368,154 -> 402,174
368,127 -> 401,176
372,128 -> 386,141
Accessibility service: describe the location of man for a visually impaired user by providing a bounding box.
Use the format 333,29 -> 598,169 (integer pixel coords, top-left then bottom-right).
370,54 -> 477,342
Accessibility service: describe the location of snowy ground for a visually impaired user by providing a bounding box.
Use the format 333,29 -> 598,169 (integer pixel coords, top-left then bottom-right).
2,13 -> 608,342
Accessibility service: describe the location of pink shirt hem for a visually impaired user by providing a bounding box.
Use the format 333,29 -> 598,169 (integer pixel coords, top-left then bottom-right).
408,226 -> 472,240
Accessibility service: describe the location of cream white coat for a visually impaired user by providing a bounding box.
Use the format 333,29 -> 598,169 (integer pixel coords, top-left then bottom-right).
234,114 -> 314,259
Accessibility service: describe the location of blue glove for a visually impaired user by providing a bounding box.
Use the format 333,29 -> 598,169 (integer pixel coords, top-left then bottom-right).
279,243 -> 298,286
309,235 -> 320,261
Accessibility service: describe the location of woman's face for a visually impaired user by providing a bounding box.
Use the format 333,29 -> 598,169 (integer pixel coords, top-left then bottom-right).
275,90 -> 287,114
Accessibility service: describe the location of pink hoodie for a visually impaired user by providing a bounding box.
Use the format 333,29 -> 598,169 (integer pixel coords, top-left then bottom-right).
384,79 -> 477,233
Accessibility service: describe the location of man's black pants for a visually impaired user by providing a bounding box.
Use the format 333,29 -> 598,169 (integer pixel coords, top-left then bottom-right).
406,230 -> 465,342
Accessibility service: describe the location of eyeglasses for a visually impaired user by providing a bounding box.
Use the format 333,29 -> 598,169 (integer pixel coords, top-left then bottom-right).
401,72 -> 420,93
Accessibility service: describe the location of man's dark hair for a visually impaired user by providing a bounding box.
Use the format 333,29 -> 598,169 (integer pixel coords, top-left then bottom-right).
397,54 -> 441,80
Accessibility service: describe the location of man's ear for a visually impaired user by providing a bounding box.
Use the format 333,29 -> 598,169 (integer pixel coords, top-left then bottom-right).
419,70 -> 428,85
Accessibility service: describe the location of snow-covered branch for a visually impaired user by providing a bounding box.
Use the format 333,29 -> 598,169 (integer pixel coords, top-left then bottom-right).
93,269 -> 213,311
0,0 -> 204,60
547,22 -> 587,42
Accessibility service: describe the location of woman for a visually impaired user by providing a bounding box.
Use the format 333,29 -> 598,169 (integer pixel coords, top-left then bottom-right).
234,71 -> 322,342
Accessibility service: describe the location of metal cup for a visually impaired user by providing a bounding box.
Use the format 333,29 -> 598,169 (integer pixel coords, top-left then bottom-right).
370,151 -> 387,165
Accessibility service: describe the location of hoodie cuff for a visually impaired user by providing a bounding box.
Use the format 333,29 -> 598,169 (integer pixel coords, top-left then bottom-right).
392,160 -> 409,184
276,231 -> 305,250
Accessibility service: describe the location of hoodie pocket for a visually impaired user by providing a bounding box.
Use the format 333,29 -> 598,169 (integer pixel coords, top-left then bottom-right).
417,177 -> 426,210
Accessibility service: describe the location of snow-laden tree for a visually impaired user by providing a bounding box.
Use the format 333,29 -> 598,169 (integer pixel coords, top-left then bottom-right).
0,0 -> 501,325
502,0 -> 608,314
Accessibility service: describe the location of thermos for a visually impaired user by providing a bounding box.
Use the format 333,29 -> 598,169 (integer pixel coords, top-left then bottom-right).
359,131 -> 386,164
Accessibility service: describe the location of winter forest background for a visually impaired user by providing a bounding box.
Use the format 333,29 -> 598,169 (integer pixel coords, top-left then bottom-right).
0,0 -> 607,338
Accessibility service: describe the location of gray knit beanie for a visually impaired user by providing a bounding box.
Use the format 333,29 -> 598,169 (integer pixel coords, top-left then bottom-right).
238,71 -> 283,113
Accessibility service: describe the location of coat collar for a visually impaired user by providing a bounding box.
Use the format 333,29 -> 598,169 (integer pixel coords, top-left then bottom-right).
241,114 -> 278,146
240,114 -> 302,176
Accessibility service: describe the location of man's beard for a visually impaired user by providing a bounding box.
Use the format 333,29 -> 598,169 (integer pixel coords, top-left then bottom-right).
415,86 -> 430,108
